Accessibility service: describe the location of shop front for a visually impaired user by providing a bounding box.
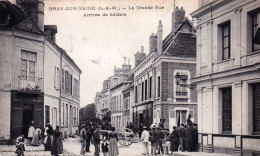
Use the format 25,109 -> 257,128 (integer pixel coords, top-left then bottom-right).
11,90 -> 44,139
133,102 -> 153,128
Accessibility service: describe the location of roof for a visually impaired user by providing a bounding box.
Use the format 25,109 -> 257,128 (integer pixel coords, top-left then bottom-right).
0,1 -> 82,74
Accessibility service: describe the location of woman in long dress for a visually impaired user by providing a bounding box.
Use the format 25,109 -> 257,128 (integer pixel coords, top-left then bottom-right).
31,128 -> 41,146
108,127 -> 119,156
51,126 -> 63,155
45,124 -> 54,151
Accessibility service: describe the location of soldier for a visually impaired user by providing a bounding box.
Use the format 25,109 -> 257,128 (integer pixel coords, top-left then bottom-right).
179,124 -> 186,152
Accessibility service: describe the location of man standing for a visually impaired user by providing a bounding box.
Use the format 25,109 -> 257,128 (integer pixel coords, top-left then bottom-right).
149,125 -> 158,155
141,126 -> 150,155
170,126 -> 179,153
93,127 -> 101,156
80,125 -> 86,155
193,124 -> 198,151
185,124 -> 194,152
86,126 -> 92,153
179,124 -> 186,152
156,127 -> 164,154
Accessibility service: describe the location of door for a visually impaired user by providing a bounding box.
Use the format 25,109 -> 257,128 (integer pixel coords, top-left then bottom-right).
22,109 -> 34,138
11,101 -> 23,139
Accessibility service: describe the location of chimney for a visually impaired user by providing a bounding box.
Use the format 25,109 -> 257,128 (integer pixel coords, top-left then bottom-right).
157,20 -> 163,55
17,0 -> 45,31
44,25 -> 57,43
134,51 -> 146,67
149,33 -> 157,53
128,58 -> 130,65
141,46 -> 144,53
124,57 -> 126,64
172,6 -> 185,33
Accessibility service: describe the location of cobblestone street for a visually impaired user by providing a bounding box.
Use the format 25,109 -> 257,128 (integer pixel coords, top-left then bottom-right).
0,137 -> 233,156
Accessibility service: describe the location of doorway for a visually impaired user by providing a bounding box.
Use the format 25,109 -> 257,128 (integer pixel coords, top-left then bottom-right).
22,109 -> 34,138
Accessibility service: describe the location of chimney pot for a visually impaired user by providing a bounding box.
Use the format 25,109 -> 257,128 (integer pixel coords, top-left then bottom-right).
141,46 -> 144,53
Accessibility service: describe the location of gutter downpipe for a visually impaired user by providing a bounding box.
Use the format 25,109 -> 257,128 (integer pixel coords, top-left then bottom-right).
59,50 -> 63,129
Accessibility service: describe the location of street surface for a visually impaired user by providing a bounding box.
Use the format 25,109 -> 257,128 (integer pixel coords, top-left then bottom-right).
0,137 -> 233,156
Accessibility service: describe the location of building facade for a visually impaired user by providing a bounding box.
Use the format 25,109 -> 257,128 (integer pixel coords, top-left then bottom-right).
0,0 -> 81,141
133,6 -> 197,131
191,0 -> 260,154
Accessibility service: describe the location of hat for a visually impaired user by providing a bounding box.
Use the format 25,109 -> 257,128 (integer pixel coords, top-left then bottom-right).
143,126 -> 147,129
181,124 -> 184,126
150,124 -> 156,129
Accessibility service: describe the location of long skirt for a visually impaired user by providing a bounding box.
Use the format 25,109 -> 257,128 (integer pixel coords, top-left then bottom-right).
109,138 -> 119,156
170,141 -> 179,152
31,132 -> 40,146
80,140 -> 86,154
45,135 -> 53,151
51,136 -> 63,155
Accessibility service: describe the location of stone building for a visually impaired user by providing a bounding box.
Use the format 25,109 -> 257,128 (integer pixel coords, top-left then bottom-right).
110,60 -> 131,129
133,6 -> 197,132
191,0 -> 260,154
0,0 -> 81,141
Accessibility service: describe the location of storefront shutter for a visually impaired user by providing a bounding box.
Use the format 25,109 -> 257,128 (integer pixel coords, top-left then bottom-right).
11,101 -> 23,139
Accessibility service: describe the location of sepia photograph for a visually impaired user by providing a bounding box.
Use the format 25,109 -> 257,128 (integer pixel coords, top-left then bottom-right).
0,0 -> 260,155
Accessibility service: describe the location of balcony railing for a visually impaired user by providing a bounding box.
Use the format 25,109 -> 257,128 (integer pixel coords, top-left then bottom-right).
18,76 -> 43,93
176,91 -> 188,96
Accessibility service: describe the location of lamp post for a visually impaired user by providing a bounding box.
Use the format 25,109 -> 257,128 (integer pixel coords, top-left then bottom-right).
174,73 -> 196,90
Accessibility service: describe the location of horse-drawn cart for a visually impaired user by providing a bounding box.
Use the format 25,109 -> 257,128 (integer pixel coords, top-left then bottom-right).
100,128 -> 170,147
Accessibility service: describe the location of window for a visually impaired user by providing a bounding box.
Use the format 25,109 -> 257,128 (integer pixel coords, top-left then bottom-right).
145,80 -> 148,100
21,51 -> 37,81
141,82 -> 144,101
157,76 -> 161,97
45,105 -> 50,125
0,10 -> 10,25
61,69 -> 65,91
54,67 -> 60,89
252,12 -> 260,52
176,74 -> 188,97
66,104 -> 68,126
253,83 -> 260,134
222,87 -> 232,132
149,77 -> 152,98
135,86 -> 138,103
221,21 -> 231,60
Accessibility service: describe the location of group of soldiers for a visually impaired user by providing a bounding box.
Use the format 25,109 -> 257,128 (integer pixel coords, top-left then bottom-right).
168,123 -> 198,154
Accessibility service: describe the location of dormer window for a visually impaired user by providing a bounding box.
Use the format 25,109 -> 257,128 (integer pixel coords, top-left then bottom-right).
0,10 -> 10,25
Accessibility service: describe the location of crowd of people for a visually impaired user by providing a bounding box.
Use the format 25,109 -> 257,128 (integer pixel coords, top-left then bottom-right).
140,116 -> 198,155
79,113 -> 120,156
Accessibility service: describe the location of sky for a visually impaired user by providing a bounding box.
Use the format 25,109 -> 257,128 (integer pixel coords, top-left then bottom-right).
43,0 -> 198,107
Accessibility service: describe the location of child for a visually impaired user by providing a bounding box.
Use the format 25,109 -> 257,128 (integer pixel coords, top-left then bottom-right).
15,135 -> 25,156
101,137 -> 109,156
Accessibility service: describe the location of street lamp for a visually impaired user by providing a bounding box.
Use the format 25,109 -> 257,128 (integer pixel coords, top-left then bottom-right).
174,73 -> 196,90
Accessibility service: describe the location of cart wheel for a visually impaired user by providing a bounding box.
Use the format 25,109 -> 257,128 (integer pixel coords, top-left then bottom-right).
118,129 -> 133,146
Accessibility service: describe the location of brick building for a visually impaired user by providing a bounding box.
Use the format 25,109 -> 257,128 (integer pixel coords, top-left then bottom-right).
191,0 -> 260,154
133,6 -> 197,131
0,0 -> 81,141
